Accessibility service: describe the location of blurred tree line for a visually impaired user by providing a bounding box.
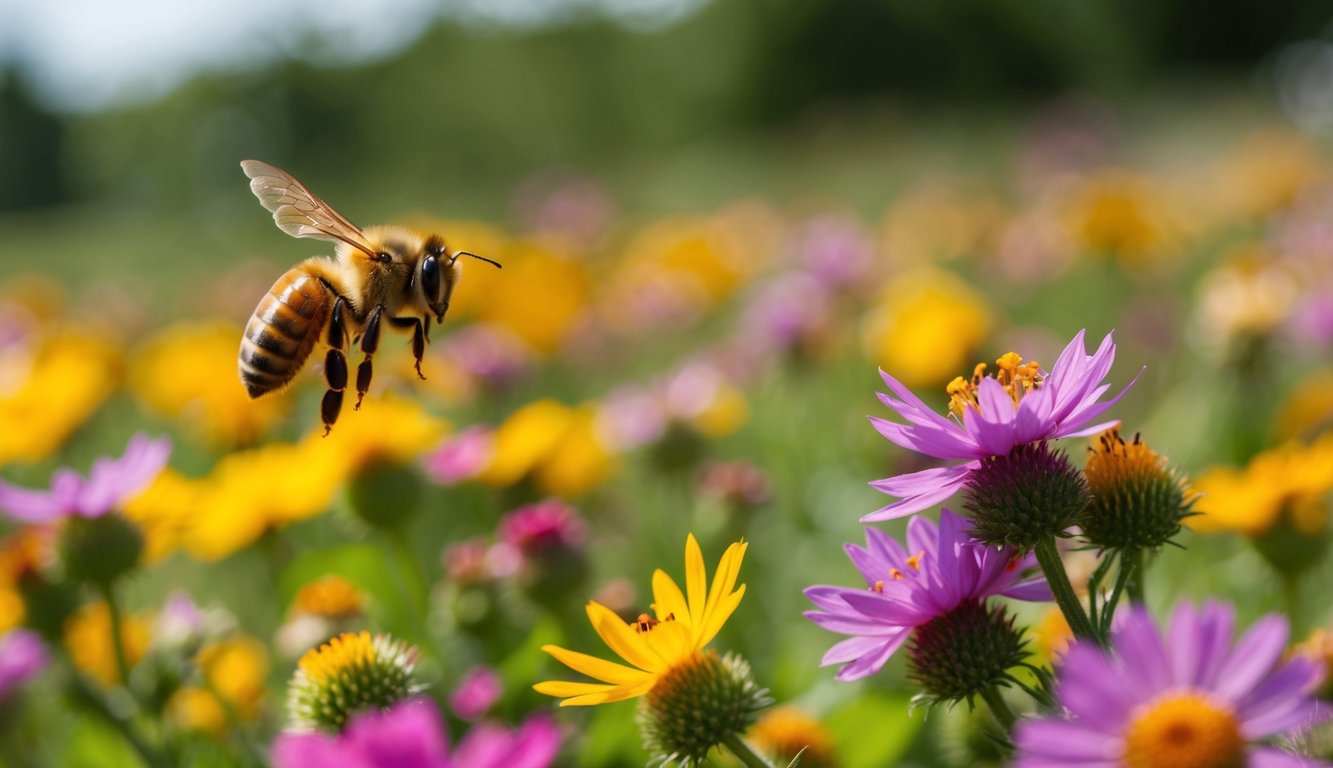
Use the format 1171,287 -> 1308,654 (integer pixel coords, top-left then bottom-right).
0,0 -> 1328,213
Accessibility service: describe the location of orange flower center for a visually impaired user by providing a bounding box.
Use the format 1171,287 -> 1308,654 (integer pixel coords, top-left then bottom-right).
946,352 -> 1043,419
1123,692 -> 1244,768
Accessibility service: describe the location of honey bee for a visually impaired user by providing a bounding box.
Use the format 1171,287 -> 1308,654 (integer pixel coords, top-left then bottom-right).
237,160 -> 499,433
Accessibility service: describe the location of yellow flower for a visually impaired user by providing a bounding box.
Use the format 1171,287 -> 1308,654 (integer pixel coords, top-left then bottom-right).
467,241 -> 590,356
1194,245 -> 1297,344
65,601 -> 151,685
1189,433 -> 1333,537
860,267 -> 992,388
478,400 -> 616,497
294,575 -> 364,619
130,322 -> 287,447
1274,369 -> 1333,442
122,468 -> 207,563
1064,169 -> 1179,268
1215,129 -> 1324,219
535,533 -> 747,706
748,707 -> 839,768
880,182 -> 1004,264
0,332 -> 118,466
308,394 -> 447,478
531,404 -> 616,498
171,635 -> 270,735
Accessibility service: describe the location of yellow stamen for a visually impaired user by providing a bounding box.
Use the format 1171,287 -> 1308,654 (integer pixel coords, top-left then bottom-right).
297,631 -> 376,685
871,580 -> 885,593
889,568 -> 905,580
905,551 -> 924,571
946,352 -> 1044,419
1123,692 -> 1243,768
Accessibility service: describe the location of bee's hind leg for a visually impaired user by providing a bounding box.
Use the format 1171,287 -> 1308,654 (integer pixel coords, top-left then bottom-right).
322,296 -> 351,436
388,316 -> 427,380
354,305 -> 385,410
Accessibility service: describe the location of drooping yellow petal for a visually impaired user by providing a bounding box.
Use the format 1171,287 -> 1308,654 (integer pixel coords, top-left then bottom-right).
651,569 -> 689,625
557,678 -> 657,707
587,601 -> 661,672
541,644 -> 650,686
698,540 -> 747,648
533,680 -> 620,701
685,533 -> 707,630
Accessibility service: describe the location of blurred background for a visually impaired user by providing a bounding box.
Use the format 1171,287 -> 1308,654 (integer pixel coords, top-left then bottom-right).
4,1 -> 1333,766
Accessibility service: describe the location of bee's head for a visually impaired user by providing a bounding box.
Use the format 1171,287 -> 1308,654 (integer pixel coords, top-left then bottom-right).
420,242 -> 501,324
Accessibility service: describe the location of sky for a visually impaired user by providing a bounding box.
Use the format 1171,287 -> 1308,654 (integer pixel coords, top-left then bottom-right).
0,0 -> 706,112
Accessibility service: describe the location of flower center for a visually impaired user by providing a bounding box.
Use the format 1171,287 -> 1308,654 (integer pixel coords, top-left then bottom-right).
297,631 -> 377,685
946,352 -> 1043,419
1085,428 -> 1169,495
1123,692 -> 1244,768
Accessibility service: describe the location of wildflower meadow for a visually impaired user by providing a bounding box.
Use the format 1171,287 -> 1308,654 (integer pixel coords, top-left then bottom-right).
3,4 -> 1333,767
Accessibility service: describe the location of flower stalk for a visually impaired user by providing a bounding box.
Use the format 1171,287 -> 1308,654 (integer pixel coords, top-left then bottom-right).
721,733 -> 777,768
1032,537 -> 1097,643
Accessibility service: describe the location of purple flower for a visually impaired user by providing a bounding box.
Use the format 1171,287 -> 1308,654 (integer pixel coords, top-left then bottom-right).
450,667 -> 503,720
866,330 -> 1135,522
1016,602 -> 1329,768
442,325 -> 534,388
793,214 -> 874,289
0,629 -> 49,700
0,433 -> 171,524
804,509 -> 1048,681
273,698 -> 560,768
742,272 -> 832,352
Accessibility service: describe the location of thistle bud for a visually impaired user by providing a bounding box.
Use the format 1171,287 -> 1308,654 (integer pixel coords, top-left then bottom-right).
906,599 -> 1026,706
1082,429 -> 1192,550
59,514 -> 143,585
963,442 -> 1090,549
636,651 -> 772,767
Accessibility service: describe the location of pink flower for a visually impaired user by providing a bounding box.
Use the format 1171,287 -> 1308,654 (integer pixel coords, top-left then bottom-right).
272,698 -> 560,768
450,667 -> 503,720
498,500 -> 586,556
866,330 -> 1135,522
423,427 -> 494,486
0,629 -> 48,700
0,433 -> 171,523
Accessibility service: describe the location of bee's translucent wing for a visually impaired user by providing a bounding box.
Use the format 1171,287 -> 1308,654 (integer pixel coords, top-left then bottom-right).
241,160 -> 376,257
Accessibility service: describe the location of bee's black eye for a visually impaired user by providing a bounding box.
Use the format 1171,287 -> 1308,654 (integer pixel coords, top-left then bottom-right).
422,254 -> 441,300
374,252 -> 392,263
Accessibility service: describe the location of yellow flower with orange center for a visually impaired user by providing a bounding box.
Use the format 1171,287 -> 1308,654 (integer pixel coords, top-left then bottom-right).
861,267 -> 992,388
1065,169 -> 1179,268
130,322 -> 287,447
65,601 -> 151,686
535,534 -> 747,706
286,631 -> 419,732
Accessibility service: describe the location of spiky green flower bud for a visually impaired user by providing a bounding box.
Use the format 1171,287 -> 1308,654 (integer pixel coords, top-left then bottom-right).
60,514 -> 143,585
906,599 -> 1026,706
963,441 -> 1091,550
1082,429 -> 1193,550
285,631 -> 420,733
636,651 -> 772,767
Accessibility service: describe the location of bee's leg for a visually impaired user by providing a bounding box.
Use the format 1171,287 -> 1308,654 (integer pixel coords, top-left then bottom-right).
354,305 -> 385,410
321,296 -> 351,436
388,316 -> 427,380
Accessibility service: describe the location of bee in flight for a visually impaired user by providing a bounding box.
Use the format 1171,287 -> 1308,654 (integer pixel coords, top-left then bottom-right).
237,160 -> 499,434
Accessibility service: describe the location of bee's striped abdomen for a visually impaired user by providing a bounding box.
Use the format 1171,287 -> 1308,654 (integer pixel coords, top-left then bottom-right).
238,268 -> 331,398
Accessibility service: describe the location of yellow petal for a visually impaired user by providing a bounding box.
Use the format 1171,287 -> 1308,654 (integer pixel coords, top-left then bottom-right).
651,569 -> 689,626
586,602 -> 660,672
558,678 -> 655,707
534,680 -> 618,699
685,533 -> 707,629
541,644 -> 649,686
698,584 -> 745,649
698,540 -> 747,647
644,618 -> 693,664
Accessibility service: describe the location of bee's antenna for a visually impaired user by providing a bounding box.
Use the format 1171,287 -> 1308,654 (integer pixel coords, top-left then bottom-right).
453,250 -> 502,269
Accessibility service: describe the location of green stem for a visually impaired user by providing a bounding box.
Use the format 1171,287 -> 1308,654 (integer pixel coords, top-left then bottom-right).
1124,547 -> 1145,605
1085,551 -> 1118,627
720,733 -> 776,768
67,667 -> 168,768
1282,573 -> 1304,638
1100,551 -> 1134,633
97,582 -> 133,688
1033,537 -> 1098,643
389,528 -> 429,616
980,686 -> 1017,731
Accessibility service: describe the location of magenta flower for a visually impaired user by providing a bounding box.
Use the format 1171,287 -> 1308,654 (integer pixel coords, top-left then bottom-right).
0,629 -> 49,700
273,698 -> 560,768
804,509 -> 1048,681
449,667 -> 503,721
866,330 -> 1135,522
0,433 -> 171,524
1016,602 -> 1329,768
498,499 -> 586,556
422,427 -> 494,486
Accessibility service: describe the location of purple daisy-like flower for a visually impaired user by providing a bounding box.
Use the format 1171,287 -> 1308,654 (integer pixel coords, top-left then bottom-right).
804,509 -> 1049,681
1016,602 -> 1329,768
0,433 -> 171,524
273,697 -> 560,768
866,329 -> 1136,522
0,629 -> 49,700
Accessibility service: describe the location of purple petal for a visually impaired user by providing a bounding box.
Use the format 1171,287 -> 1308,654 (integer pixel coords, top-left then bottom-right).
273,733 -> 371,768
79,434 -> 172,517
865,464 -> 973,522
1214,614 -> 1289,703
1110,607 -> 1171,693
831,632 -> 909,681
1236,656 -> 1325,738
1014,718 -> 1123,766
0,480 -> 64,523
343,698 -> 451,768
